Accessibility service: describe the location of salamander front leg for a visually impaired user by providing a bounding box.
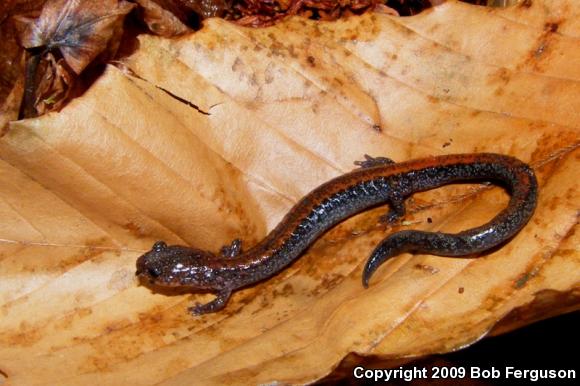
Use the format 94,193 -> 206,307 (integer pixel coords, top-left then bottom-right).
354,154 -> 395,169
188,289 -> 232,315
220,239 -> 242,258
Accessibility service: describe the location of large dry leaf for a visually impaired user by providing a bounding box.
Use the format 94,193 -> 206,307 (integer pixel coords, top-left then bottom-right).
1,1 -> 579,384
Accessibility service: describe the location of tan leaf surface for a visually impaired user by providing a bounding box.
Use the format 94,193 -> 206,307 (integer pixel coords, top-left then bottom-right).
1,1 -> 579,385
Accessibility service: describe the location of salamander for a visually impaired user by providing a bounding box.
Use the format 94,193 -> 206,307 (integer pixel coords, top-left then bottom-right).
136,153 -> 538,315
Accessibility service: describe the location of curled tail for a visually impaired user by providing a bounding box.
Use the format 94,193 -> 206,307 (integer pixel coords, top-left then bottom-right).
362,159 -> 537,288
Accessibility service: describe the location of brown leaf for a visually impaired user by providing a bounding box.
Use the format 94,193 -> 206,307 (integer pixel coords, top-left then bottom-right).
19,0 -> 135,74
134,0 -> 234,36
0,72 -> 25,135
234,0 -> 398,26
134,0 -> 192,37
187,0 -> 232,18
0,1 -> 579,385
0,0 -> 46,129
13,0 -> 135,117
33,52 -> 73,114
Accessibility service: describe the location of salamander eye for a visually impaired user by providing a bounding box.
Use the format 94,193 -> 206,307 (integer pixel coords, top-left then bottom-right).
148,267 -> 162,278
153,241 -> 167,251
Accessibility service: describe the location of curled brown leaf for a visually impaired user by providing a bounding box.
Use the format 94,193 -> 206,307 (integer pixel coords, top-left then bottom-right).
189,0 -> 233,18
0,1 -> 48,129
34,52 -> 73,114
134,0 -> 192,37
15,0 -> 134,117
0,20 -> 26,129
19,0 -> 135,74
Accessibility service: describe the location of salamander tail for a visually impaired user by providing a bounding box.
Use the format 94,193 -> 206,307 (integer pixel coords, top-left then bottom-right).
362,232 -> 411,287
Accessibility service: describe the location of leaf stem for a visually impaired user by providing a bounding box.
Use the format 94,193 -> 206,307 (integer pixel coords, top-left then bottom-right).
20,48 -> 43,119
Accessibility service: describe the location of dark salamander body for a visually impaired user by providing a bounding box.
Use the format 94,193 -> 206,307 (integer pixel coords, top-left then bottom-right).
136,153 -> 537,315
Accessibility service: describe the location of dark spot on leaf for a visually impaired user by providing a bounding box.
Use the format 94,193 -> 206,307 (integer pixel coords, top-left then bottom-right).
544,22 -> 559,33
514,272 -> 532,289
414,264 -> 439,275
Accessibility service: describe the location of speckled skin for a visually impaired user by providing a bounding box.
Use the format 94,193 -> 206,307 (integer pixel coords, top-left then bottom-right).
136,153 -> 537,315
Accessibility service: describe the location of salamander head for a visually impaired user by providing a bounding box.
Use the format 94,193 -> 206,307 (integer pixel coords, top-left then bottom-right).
136,241 -> 219,289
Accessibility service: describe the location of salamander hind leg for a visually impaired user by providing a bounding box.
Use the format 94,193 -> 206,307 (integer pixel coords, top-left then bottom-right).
354,154 -> 395,169
220,239 -> 242,258
379,195 -> 406,224
188,289 -> 232,315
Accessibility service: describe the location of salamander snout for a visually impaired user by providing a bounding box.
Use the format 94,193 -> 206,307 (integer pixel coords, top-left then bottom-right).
136,248 -> 166,283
